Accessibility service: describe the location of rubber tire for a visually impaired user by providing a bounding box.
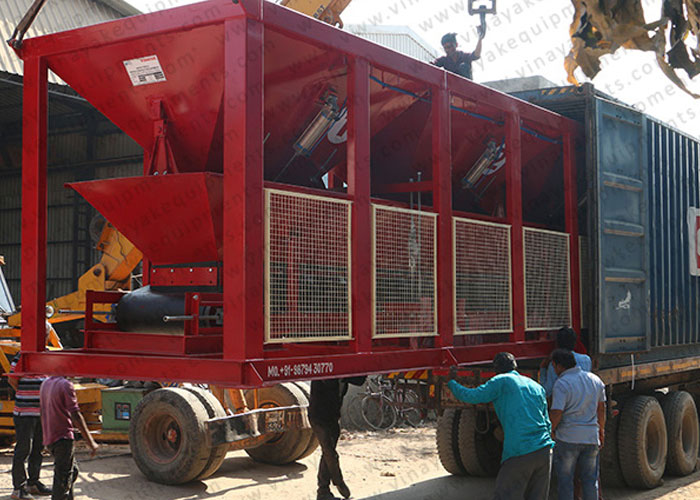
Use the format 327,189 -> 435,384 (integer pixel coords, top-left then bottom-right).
618,395 -> 667,489
661,391 -> 699,477
436,409 -> 466,475
600,409 -> 626,487
181,387 -> 229,480
291,381 -> 320,460
458,408 -> 501,477
244,383 -> 313,465
129,388 -> 210,484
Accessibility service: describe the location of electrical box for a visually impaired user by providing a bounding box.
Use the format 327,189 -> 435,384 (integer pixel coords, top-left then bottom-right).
101,387 -> 148,432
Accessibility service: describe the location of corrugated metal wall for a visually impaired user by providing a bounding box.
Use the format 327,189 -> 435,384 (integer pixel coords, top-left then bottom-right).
0,129 -> 141,302
648,121 -> 700,348
0,0 -> 138,82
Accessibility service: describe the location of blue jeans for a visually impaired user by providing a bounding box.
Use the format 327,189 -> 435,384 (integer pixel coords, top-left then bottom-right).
553,440 -> 599,500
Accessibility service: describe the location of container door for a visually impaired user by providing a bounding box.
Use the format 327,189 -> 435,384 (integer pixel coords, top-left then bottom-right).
594,100 -> 649,353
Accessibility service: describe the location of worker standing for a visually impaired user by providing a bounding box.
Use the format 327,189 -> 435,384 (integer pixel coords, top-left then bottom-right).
433,30 -> 484,80
309,377 -> 365,500
447,352 -> 554,500
40,376 -> 98,500
549,349 -> 606,500
539,327 -> 592,398
9,352 -> 50,500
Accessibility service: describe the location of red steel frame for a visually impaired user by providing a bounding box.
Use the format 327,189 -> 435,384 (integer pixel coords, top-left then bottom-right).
15,0 -> 582,387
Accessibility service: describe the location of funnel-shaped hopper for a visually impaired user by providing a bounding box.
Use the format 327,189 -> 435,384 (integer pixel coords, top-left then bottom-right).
68,173 -> 223,265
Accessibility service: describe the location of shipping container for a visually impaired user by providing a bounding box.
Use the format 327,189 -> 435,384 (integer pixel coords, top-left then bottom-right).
513,84 -> 700,369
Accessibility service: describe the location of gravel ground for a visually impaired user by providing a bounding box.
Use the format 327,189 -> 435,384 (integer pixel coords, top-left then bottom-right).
0,427 -> 698,499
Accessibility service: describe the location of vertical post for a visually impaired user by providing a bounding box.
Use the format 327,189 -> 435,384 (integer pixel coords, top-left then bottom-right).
563,132 -> 581,333
347,57 -> 372,353
506,113 -> 525,342
432,81 -> 453,348
142,149 -> 152,286
223,17 -> 265,360
21,57 -> 48,353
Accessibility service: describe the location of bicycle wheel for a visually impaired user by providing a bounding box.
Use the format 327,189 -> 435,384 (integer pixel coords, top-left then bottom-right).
361,395 -> 397,430
399,389 -> 423,427
346,394 -> 366,430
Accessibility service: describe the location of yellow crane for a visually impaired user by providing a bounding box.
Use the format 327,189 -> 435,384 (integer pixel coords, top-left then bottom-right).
280,0 -> 353,28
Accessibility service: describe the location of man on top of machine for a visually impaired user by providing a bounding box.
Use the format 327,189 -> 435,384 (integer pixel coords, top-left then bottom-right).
433,29 -> 484,80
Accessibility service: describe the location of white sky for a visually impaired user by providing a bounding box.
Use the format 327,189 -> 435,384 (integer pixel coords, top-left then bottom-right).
126,0 -> 699,137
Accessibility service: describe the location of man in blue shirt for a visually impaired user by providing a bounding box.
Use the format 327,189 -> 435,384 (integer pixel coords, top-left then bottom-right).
549,349 -> 606,500
540,327 -> 592,398
448,352 -> 554,500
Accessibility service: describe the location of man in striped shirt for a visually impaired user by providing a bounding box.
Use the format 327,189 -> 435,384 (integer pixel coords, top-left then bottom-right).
10,348 -> 51,499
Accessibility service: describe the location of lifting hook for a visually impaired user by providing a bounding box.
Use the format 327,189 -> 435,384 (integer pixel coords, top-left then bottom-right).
468,0 -> 497,38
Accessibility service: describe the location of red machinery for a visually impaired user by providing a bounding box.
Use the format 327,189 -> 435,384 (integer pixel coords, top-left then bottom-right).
14,0 -> 581,387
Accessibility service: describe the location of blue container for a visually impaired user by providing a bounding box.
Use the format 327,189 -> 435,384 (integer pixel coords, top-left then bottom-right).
514,84 -> 700,367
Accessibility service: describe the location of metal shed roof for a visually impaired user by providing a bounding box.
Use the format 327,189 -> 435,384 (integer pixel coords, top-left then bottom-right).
0,0 -> 140,80
346,25 -> 438,63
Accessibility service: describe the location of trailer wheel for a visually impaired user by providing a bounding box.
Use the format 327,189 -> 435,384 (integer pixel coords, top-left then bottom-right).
457,407 -> 501,477
181,386 -> 229,480
129,388 -> 210,484
600,405 -> 626,487
291,382 -> 320,460
436,409 -> 466,475
244,383 -> 312,465
618,395 -> 667,488
661,391 -> 699,476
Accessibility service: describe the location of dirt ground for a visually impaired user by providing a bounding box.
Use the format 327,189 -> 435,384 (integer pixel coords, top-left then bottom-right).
1,427 -> 699,500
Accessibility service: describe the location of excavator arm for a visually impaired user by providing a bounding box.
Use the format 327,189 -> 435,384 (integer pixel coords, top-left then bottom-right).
280,0 -> 353,28
6,222 -> 142,328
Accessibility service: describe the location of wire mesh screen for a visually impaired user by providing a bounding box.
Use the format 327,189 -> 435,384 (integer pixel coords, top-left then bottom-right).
373,205 -> 437,337
265,189 -> 352,343
524,228 -> 571,330
454,218 -> 512,334
579,237 -> 590,329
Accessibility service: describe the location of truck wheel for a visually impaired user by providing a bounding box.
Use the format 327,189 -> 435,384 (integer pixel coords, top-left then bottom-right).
436,409 -> 466,475
129,388 -> 210,484
661,391 -> 699,476
600,407 -> 626,487
618,395 -> 667,488
182,387 -> 229,480
244,383 -> 312,465
458,408 -> 501,477
291,381 -> 320,460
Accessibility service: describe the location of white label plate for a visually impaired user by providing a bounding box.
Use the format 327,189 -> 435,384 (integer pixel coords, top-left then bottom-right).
123,55 -> 166,86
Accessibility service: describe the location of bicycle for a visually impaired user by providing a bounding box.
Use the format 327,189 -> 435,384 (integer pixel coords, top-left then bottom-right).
359,376 -> 425,430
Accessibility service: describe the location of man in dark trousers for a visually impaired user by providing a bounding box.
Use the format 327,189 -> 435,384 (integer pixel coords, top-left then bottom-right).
9,352 -> 51,500
309,377 -> 365,500
433,30 -> 484,79
448,353 -> 554,500
40,376 -> 98,500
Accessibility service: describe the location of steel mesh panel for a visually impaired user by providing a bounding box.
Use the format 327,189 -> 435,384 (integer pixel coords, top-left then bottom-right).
373,206 -> 437,337
265,189 -> 352,343
454,218 -> 512,334
524,228 -> 571,330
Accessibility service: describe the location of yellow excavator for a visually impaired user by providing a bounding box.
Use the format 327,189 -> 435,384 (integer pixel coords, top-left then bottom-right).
5,221 -> 142,340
